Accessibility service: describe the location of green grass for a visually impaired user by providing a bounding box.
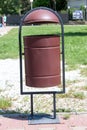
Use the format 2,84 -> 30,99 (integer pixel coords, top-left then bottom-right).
64,25 -> 87,67
22,24 -> 60,36
57,89 -> 86,99
0,25 -> 87,67
73,92 -> 85,99
80,67 -> 87,76
63,113 -> 71,120
56,108 -> 71,112
0,28 -> 19,59
82,86 -> 87,90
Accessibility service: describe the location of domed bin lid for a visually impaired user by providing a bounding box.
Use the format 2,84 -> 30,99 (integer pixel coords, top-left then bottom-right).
23,8 -> 59,24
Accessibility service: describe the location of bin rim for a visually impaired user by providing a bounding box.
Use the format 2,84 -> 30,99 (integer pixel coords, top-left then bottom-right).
23,34 -> 60,37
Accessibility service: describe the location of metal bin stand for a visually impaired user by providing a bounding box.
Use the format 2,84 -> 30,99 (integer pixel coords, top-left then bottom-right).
19,7 -> 65,124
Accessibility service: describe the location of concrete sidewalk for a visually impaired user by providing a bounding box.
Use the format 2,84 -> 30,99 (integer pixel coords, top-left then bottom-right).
0,113 -> 87,130
0,26 -> 16,36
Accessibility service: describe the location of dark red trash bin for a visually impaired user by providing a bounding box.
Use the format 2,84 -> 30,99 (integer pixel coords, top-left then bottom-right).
23,34 -> 61,87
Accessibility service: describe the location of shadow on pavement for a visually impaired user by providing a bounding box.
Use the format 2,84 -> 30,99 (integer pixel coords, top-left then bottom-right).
0,110 -> 29,120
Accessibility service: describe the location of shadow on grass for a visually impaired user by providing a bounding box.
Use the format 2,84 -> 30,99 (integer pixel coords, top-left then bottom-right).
64,32 -> 87,37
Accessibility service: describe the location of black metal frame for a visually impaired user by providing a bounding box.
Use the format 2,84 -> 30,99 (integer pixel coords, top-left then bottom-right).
19,7 -> 65,121
30,93 -> 56,119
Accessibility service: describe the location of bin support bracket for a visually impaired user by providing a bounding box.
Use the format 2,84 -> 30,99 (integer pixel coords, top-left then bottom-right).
28,93 -> 60,124
53,93 -> 56,119
31,94 -> 34,118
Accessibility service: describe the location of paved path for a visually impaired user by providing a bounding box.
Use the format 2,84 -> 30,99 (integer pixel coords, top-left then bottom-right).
0,26 -> 16,36
0,114 -> 87,130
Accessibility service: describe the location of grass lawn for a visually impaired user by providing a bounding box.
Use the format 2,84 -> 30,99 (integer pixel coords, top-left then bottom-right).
64,25 -> 87,69
0,25 -> 87,113
0,24 -> 87,68
0,28 -> 19,59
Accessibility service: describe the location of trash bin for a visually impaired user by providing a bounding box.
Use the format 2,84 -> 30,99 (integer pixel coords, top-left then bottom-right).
19,7 -> 65,89
19,7 -> 65,123
23,34 -> 61,87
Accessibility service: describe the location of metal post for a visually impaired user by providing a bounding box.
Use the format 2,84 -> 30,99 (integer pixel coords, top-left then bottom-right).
85,6 -> 87,20
31,2 -> 32,10
53,93 -> 56,119
68,6 -> 70,21
30,94 -> 34,118
30,0 -> 33,10
54,0 -> 56,11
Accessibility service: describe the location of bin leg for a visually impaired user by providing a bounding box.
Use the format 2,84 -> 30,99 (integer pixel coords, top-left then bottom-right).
53,93 -> 56,119
30,94 -> 34,118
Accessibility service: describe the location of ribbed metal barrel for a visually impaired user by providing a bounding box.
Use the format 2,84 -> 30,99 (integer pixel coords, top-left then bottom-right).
23,35 -> 61,87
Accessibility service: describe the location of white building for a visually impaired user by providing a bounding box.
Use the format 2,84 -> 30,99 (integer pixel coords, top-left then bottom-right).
67,0 -> 87,8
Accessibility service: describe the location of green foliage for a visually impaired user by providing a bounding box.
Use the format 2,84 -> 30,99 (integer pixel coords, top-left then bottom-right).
0,97 -> 12,109
0,0 -> 67,15
80,5 -> 85,10
69,8 -> 77,20
0,0 -> 20,14
19,0 -> 30,14
33,0 -> 67,11
33,0 -> 50,8
0,0 -> 30,15
56,0 -> 67,11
